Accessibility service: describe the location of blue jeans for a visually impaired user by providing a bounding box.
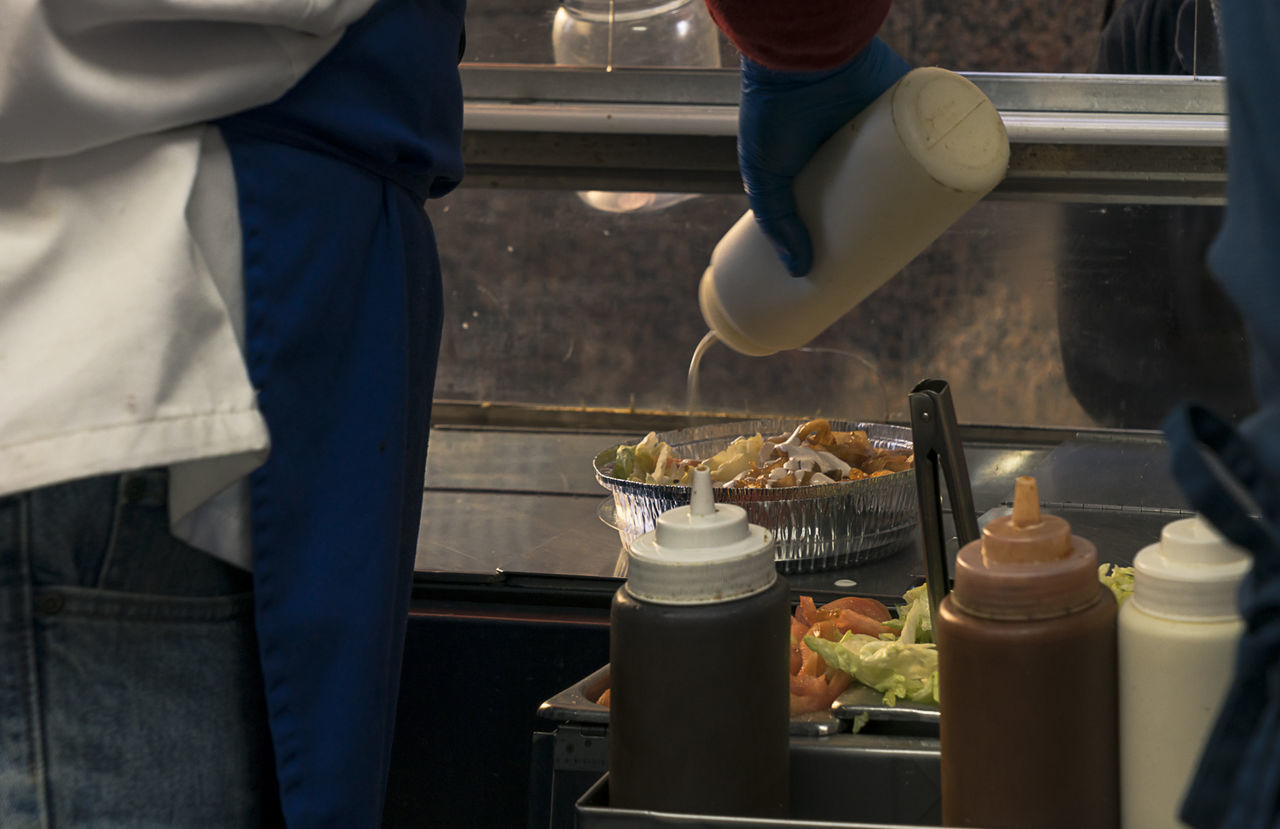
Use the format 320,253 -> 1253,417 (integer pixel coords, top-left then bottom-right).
0,471 -> 282,828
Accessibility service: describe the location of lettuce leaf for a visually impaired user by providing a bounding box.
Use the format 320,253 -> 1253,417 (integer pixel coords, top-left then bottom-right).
896,583 -> 932,645
1098,564 -> 1135,605
805,633 -> 939,706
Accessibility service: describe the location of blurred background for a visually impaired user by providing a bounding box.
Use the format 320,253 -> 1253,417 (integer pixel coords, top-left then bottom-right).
429,0 -> 1249,431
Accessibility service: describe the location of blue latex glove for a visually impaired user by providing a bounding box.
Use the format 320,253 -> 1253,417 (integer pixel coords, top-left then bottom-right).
738,38 -> 909,277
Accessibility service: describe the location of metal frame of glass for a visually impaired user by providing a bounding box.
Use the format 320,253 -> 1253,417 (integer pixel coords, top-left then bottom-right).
460,65 -> 1227,203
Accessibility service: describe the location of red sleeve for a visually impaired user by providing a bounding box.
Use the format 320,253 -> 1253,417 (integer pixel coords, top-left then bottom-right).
704,0 -> 892,72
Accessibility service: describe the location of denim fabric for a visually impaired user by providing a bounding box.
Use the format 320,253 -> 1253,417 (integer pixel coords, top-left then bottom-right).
0,471 -> 281,828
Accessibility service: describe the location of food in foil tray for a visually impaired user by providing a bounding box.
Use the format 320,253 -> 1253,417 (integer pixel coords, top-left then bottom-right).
595,418 -> 915,488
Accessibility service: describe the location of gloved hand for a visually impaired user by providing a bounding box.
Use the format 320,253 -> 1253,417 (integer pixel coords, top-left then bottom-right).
737,38 -> 909,276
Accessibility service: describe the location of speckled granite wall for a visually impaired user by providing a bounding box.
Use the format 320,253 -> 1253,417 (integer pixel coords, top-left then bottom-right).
880,0 -> 1106,72
460,0 -> 1110,71
431,0 -> 1253,431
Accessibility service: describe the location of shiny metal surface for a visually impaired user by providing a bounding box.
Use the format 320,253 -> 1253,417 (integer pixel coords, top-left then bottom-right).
1038,508 -> 1180,567
417,423 -> 1044,587
460,133 -> 1225,203
1000,112 -> 1225,146
538,665 -> 845,738
576,749 -> 940,828
417,490 -> 620,574
426,426 -> 635,495
833,684 -> 939,727
459,66 -> 1227,201
956,445 -> 1052,513
464,103 -> 1226,145
968,72 -> 1225,114
461,66 -> 1225,114
414,420 -> 1184,585
1029,432 -> 1189,512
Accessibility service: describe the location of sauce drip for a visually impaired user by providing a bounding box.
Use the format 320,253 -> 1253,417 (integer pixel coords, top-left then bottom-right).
685,329 -> 718,413
686,334 -> 892,421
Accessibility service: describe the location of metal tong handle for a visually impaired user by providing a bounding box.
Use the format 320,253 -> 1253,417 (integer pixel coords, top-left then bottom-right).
908,378 -> 981,622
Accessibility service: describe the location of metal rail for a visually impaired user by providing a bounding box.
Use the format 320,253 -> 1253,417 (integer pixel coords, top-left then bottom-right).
460,65 -> 1228,203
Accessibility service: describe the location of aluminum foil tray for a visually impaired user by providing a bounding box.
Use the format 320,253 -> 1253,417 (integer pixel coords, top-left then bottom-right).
594,419 -> 918,574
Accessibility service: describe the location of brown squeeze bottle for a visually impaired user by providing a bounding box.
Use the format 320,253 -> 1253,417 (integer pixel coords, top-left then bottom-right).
609,467 -> 789,818
937,476 -> 1118,828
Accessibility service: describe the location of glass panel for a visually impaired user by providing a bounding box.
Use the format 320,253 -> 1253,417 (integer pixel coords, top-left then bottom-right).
461,0 -> 1226,77
430,190 -> 1253,430
1089,0 -> 1223,77
1055,200 -> 1252,427
1191,0 -> 1223,76
461,0 -> 1148,74
464,0 -> 737,66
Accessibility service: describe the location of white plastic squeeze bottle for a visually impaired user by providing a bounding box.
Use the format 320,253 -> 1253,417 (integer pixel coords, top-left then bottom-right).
608,467 -> 790,818
699,67 -> 1009,356
1119,515 -> 1250,829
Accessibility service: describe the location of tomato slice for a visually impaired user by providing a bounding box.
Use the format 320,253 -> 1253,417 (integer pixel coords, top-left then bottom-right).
788,670 -> 852,715
790,671 -> 821,696
825,670 -> 853,698
790,691 -> 831,715
788,593 -> 891,716
833,609 -> 892,638
818,595 -> 892,622
790,617 -> 810,647
805,619 -> 841,643
799,642 -> 827,677
796,595 -> 821,627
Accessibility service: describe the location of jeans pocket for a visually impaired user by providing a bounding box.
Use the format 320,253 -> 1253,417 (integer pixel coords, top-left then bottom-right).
32,588 -> 280,829
95,471 -> 253,599
1,471 -> 279,829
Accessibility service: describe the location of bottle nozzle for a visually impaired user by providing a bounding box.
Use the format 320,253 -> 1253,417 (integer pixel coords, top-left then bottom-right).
689,466 -> 716,518
982,476 -> 1072,564
1011,477 -> 1042,527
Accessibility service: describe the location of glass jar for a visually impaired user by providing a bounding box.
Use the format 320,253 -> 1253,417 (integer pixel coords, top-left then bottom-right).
553,0 -> 722,69
553,0 -> 722,212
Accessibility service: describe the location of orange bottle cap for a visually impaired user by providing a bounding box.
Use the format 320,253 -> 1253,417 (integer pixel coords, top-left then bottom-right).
952,476 -> 1101,620
981,477 -> 1072,564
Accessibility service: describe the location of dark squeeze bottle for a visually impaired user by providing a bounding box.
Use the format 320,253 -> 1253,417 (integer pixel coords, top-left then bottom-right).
937,476 -> 1118,828
608,467 -> 790,818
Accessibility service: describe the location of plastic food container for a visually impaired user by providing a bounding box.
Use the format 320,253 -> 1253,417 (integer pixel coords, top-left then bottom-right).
594,419 -> 918,573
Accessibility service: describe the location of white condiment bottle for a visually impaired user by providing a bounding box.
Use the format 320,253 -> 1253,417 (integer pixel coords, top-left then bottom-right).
1119,514 -> 1251,829
698,67 -> 1009,356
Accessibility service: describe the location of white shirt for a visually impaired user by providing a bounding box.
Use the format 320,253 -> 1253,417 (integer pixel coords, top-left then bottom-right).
0,0 -> 378,568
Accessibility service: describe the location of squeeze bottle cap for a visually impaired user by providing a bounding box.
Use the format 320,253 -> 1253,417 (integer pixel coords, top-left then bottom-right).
626,467 -> 776,605
981,477 -> 1072,564
1131,514 -> 1251,621
952,476 -> 1100,620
